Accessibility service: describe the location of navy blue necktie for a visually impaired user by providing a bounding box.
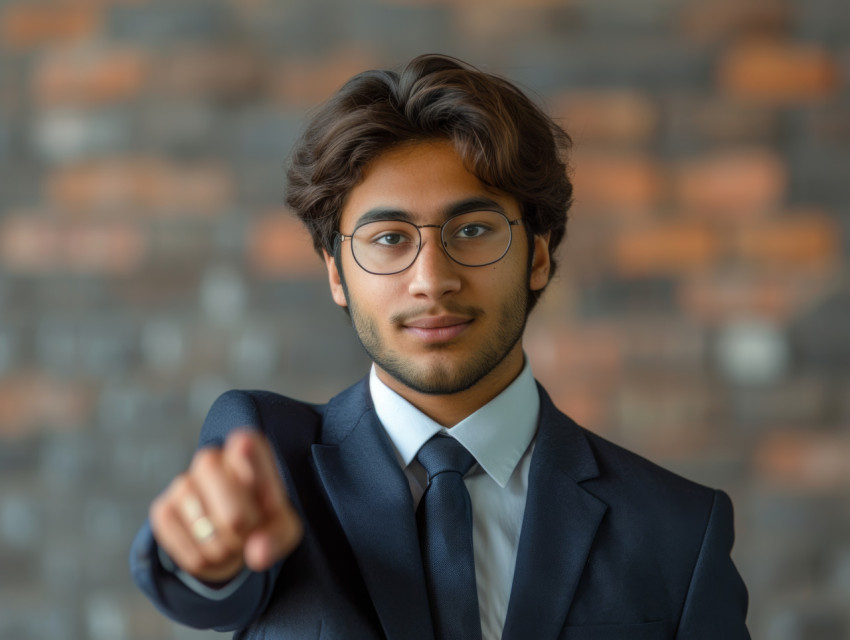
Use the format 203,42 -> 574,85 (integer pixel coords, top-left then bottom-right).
416,436 -> 482,640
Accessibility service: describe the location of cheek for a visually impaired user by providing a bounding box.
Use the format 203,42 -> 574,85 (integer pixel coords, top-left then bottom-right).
346,271 -> 402,312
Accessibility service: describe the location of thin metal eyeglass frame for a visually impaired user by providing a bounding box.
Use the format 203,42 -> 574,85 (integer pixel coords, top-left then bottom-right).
334,211 -> 524,275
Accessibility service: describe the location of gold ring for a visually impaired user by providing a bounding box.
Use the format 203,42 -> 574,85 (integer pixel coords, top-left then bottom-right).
182,496 -> 204,521
191,515 -> 216,542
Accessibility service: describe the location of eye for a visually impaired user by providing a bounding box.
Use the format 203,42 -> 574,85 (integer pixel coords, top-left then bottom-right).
373,232 -> 410,246
454,223 -> 490,239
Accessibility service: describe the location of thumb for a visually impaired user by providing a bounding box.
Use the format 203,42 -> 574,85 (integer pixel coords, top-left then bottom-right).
243,502 -> 304,571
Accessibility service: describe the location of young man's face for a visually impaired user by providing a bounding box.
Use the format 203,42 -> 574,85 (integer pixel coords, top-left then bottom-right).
324,139 -> 550,403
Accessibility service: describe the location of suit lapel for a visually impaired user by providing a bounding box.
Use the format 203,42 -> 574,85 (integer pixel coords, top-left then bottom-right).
311,380 -> 434,640
502,385 -> 607,640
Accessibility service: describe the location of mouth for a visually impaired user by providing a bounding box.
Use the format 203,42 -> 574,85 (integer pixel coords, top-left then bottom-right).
401,314 -> 473,343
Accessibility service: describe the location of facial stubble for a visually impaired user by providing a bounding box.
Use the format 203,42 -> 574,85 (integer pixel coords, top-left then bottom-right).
337,259 -> 532,396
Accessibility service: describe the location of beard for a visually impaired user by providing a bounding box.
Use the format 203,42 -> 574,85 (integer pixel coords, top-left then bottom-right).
338,265 -> 531,396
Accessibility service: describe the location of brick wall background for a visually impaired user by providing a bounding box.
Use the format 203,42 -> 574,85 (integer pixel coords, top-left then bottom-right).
0,0 -> 847,638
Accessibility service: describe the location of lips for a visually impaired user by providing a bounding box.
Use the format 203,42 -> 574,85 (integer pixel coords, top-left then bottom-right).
401,314 -> 472,342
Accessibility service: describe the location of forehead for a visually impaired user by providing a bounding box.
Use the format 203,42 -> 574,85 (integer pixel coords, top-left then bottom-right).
339,140 -> 519,229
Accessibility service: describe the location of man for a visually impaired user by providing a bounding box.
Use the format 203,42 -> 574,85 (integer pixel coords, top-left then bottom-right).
130,54 -> 750,639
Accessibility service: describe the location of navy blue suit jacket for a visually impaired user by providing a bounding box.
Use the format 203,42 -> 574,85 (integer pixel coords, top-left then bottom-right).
130,379 -> 749,639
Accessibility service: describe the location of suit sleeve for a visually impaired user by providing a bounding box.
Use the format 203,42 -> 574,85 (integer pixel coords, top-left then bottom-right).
129,520 -> 281,631
675,490 -> 750,639
128,390 -> 286,631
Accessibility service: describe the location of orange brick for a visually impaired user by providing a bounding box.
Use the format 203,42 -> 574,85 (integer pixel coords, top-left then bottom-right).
718,39 -> 839,102
0,214 -> 147,275
615,379 -> 712,459
451,4 -> 553,41
536,375 -> 614,435
47,159 -> 233,214
0,375 -> 93,438
272,49 -> 381,106
0,4 -> 100,50
756,431 -> 850,490
525,323 -> 624,383
384,0 -> 562,5
679,272 -> 829,323
64,221 -> 147,274
613,222 -> 719,277
671,96 -> 780,144
0,215 -> 59,272
680,0 -> 791,44
572,151 -> 665,213
675,149 -> 786,218
734,211 -> 840,270
33,47 -> 149,106
154,46 -> 265,99
552,90 -> 657,145
247,211 -> 326,278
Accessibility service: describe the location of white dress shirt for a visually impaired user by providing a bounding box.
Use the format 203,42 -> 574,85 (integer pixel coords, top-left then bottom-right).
370,361 -> 539,640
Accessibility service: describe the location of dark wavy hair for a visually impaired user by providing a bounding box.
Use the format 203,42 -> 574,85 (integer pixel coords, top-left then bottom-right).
285,54 -> 573,308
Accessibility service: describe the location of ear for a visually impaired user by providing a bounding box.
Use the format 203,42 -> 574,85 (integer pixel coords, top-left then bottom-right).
529,232 -> 551,292
323,249 -> 348,308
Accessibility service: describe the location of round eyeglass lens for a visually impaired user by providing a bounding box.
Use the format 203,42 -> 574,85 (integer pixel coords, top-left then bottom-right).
351,220 -> 420,274
442,210 -> 512,267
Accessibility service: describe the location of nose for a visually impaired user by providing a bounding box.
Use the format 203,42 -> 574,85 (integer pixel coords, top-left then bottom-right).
407,229 -> 462,300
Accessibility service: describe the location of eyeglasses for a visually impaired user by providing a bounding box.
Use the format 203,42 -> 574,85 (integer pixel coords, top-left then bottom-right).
335,210 -> 523,275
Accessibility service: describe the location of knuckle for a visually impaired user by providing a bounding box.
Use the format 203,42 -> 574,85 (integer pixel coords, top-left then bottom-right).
149,497 -> 167,525
169,472 -> 193,496
219,510 -> 249,535
191,448 -> 221,475
287,515 -> 305,547
179,552 -> 208,576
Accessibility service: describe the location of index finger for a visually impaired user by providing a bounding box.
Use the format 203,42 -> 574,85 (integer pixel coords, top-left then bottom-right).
223,430 -> 288,515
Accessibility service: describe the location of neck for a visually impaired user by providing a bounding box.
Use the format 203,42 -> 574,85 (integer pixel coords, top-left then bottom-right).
375,346 -> 525,427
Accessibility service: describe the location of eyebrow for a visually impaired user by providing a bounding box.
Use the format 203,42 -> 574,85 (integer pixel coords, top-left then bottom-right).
353,196 -> 507,228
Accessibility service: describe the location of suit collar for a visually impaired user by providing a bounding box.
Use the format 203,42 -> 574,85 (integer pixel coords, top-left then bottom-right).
368,361 -> 541,488
312,379 -> 435,640
502,383 -> 607,640
313,378 -> 607,640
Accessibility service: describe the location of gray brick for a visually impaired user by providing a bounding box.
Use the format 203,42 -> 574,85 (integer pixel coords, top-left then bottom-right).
0,117 -> 10,163
199,265 -> 247,326
32,109 -> 132,163
229,321 -> 280,383
726,379 -> 831,430
39,432 -> 100,493
714,319 -> 791,386
576,0 -> 680,35
106,1 -> 235,45
149,220 -> 215,268
232,160 -> 289,208
0,493 -> 43,549
188,373 -> 233,422
512,37 -> 710,92
138,102 -> 223,158
792,288 -> 850,371
78,320 -> 136,376
766,605 -> 848,640
230,108 -> 300,160
339,5 -> 455,57
578,277 -> 679,318
798,0 -> 850,44
140,318 -> 186,374
789,142 -> 850,211
0,327 -> 17,374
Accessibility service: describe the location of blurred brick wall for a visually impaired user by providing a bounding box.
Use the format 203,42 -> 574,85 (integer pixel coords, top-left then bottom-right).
0,1 -> 847,638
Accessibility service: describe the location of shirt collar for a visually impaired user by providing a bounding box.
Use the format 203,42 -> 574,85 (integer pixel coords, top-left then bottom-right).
369,360 -> 539,488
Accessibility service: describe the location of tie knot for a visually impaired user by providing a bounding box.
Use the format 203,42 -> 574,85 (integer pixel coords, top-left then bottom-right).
416,436 -> 476,479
